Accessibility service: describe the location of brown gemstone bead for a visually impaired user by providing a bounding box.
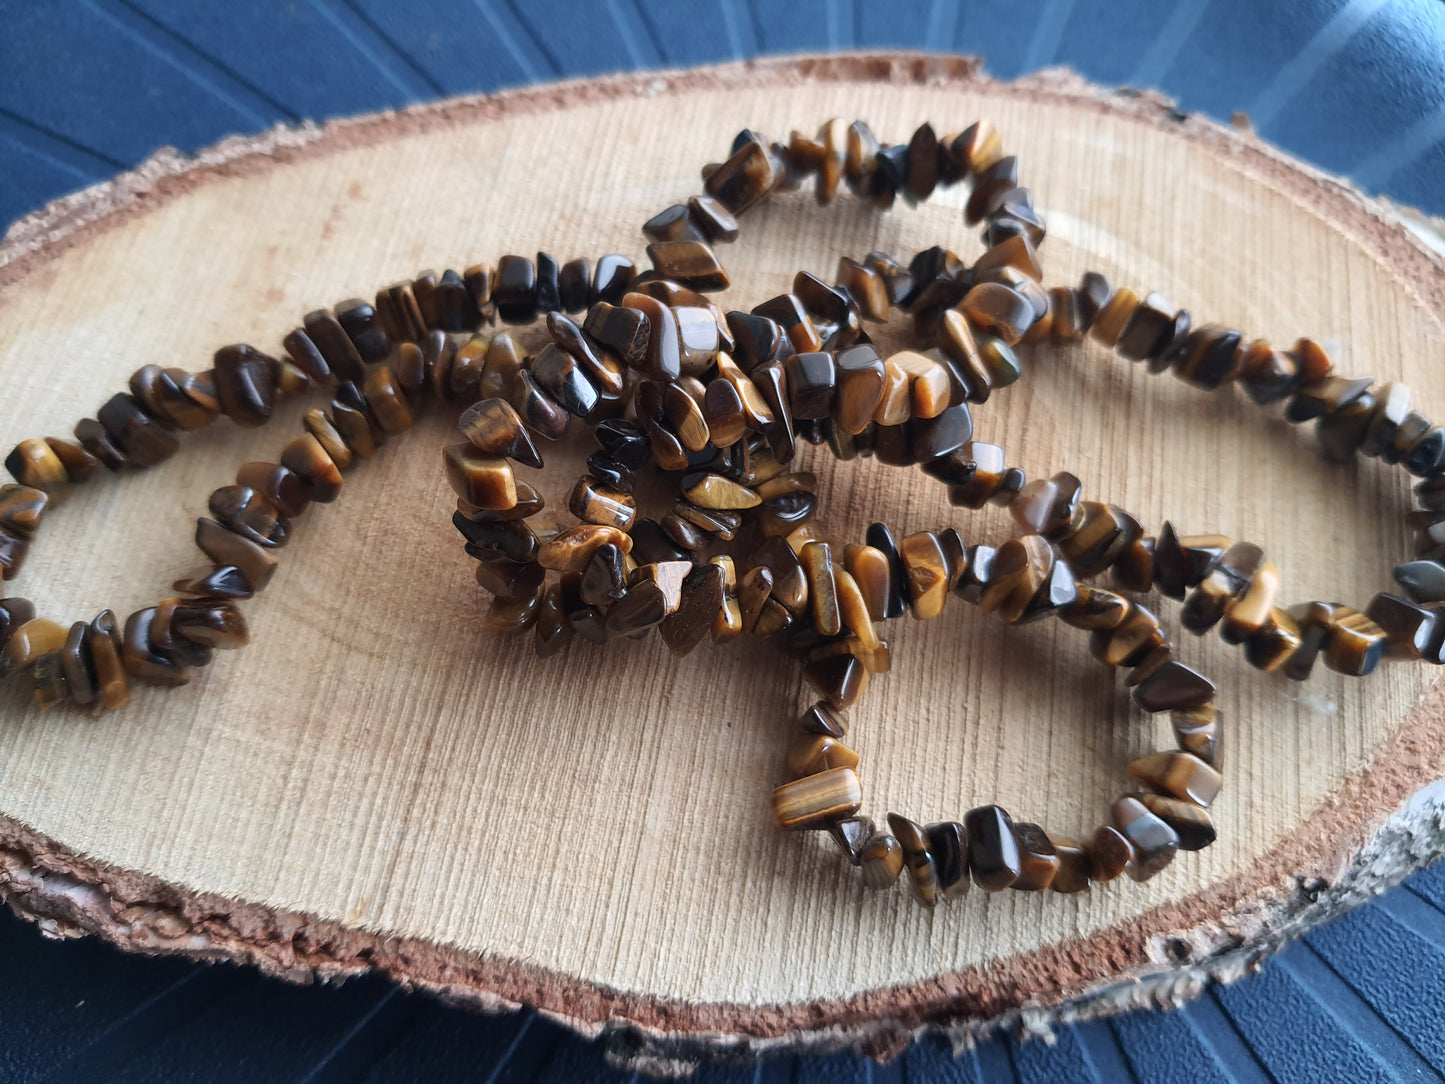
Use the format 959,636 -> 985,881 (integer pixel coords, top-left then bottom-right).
869,355 -> 911,427
643,204 -> 705,243
1322,608 -> 1387,676
171,601 -> 248,650
674,307 -> 721,378
922,821 -> 969,899
828,815 -> 872,865
276,436 -> 341,510
492,255 -> 537,323
532,583 -> 572,657
1220,561 -> 1280,644
129,365 -> 213,432
1181,543 -> 1264,634
302,310 -> 365,383
646,240 -> 729,291
771,767 -> 862,831
458,399 -> 544,470
173,564 -> 254,601
661,514 -> 702,552
786,733 -> 860,778
799,540 -> 841,637
833,568 -> 879,652
1169,325 -> 1244,390
784,351 -> 835,421
584,302 -> 650,368
661,383 -> 710,452
474,333 -> 521,401
1010,471 -> 1082,537
737,566 -> 776,635
1132,659 -> 1216,712
859,833 -> 904,888
1244,608 -> 1302,672
1011,822 -> 1061,891
362,366 -> 413,434
0,484 -> 47,541
510,371 -> 570,441
1090,602 -> 1164,667
568,476 -> 636,531
753,294 -> 822,355
964,154 -> 1018,222
682,472 -> 760,510
887,813 -> 939,907
891,351 -> 950,420
620,293 -> 682,382
1364,593 -> 1435,660
1115,292 -> 1177,360
1088,825 -> 1132,882
86,609 -> 129,710
538,524 -> 632,574
687,195 -> 738,242
96,394 -> 179,468
1074,270 -> 1111,327
442,443 -> 516,510
941,441 -> 1003,509
411,270 -> 442,328
802,651 -> 869,710
1141,794 -> 1216,851
375,281 -> 426,344
484,582 -> 545,634
1050,838 -> 1091,894
713,353 -> 774,429
1113,796 -> 1179,881
121,607 -> 189,686
284,326 -> 332,383
42,436 -> 98,485
1057,501 -> 1142,578
195,518 -> 278,593
1089,286 -> 1139,347
0,598 -> 37,654
1288,373 -> 1374,425
335,298 -> 390,363
207,485 -> 287,556
831,344 -> 886,434
1128,751 -> 1223,807
898,531 -> 949,620
843,543 -> 892,622
1060,585 -> 1130,630
702,380 -> 747,447
532,345 -> 602,420
1237,339 -> 1299,405
835,257 -> 889,322
548,313 -> 624,395
960,283 -> 1033,345
659,562 -> 727,657
982,534 -> 1069,624
705,138 -> 780,214
965,805 -> 1021,891
0,617 -> 66,679
57,620 -> 96,707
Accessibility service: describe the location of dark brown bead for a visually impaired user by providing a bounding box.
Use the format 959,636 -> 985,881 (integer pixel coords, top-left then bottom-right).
864,522 -> 909,619
704,138 -> 780,214
618,293 -> 680,382
532,583 -> 572,658
887,813 -> 938,907
121,607 -> 189,687
377,280 -> 427,343
965,805 -> 1021,890
926,820 -> 970,898
170,601 -> 248,650
459,399 -> 543,469
1075,271 -> 1111,328
283,326 -> 332,382
1087,824 -> 1132,882
1244,608 -> 1302,672
435,269 -> 479,332
751,362 -> 795,463
129,365 -> 213,431
802,652 -> 868,710
1167,325 -> 1243,390
1364,592 -> 1436,660
484,581 -> 545,634
782,351 -> 835,420
1360,381 -> 1412,457
902,122 -> 938,200
173,565 -> 254,601
335,298 -> 390,363
1132,660 -> 1216,713
660,513 -> 704,552
828,815 -> 872,865
583,302 -> 649,367
859,833 -> 904,888
753,294 -> 822,355
835,258 -> 889,323
738,566 -> 776,635
1141,794 -> 1216,851
1051,838 -> 1091,893
1011,822 -> 1060,891
1286,373 -> 1374,425
86,609 -> 128,710
303,309 -> 366,383
672,500 -> 741,539
1128,751 -> 1223,807
532,345 -> 601,420
493,255 -> 537,323
0,484 -> 47,541
724,312 -> 785,373
898,531 -> 950,621
1180,542 -> 1264,634
589,254 -> 634,306
1317,392 -> 1378,462
554,258 -> 590,314
412,270 -> 442,328
1321,607 -> 1388,676
702,380 -> 747,448
1057,501 -> 1142,577
96,394 -> 179,467
510,371 -> 570,441
1090,602 -> 1164,667
660,562 -> 727,657
965,155 -> 1018,224
236,460 -> 309,519
646,240 -> 729,291
1116,292 -> 1177,361
212,344 -> 281,429
58,620 -> 96,707
73,417 -> 126,472
462,264 -> 496,323
548,312 -> 625,394
791,271 -> 853,325
279,434 -> 343,503
1237,339 -> 1299,404
1010,471 -> 1082,537
1113,796 -> 1179,881
0,530 -> 27,582
959,283 -> 1032,345
470,549 -> 545,598
195,518 -> 277,593
209,484 -> 287,548
535,252 -> 561,313
685,195 -> 737,243
1059,585 -> 1130,630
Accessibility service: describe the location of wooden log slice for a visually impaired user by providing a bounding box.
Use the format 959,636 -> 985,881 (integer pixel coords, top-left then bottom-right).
2,54 -> 1445,1069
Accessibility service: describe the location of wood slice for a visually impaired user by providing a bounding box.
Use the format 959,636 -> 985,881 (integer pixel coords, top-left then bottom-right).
3,54 -> 1445,1068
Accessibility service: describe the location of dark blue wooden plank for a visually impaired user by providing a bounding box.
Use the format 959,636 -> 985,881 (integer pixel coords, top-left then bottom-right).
1007,1022 -> 1115,1084
629,0 -> 745,67
1053,0 -> 1177,87
953,0 -> 1036,79
358,1003 -> 537,1083
902,1031 -> 985,1083
743,0 -> 851,54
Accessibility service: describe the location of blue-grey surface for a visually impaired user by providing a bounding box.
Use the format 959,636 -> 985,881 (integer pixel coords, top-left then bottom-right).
1,1 -> 1444,1081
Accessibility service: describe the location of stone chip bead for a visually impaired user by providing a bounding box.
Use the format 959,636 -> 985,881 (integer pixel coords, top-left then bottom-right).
800,540 -> 841,637
887,813 -> 939,907
1322,607 -> 1387,676
1141,794 -> 1216,851
0,617 -> 66,679
567,475 -> 636,531
279,434 -> 343,503
1131,659 -> 1216,712
1112,796 -> 1180,881
1364,593 -> 1436,660
458,399 -> 544,469
442,442 -> 517,510
646,240 -> 730,291
681,472 -> 760,510
538,524 -> 633,573
1011,822 -> 1060,891
1011,471 -> 1082,538
1127,750 -> 1223,807
1050,838 -> 1091,894
898,531 -> 950,620
964,804 -> 1022,890
859,834 -> 905,888
771,767 -> 863,830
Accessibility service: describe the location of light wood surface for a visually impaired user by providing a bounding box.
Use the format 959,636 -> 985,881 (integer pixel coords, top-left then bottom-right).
2,55 -> 1444,1056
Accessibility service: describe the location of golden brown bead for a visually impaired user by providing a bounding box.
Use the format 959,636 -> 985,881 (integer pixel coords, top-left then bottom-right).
898,531 -> 949,620
0,617 -> 67,679
458,399 -> 543,469
195,518 -> 277,593
538,525 -> 633,573
859,834 -> 904,888
1089,286 -> 1139,347
800,540 -> 841,637
442,443 -> 517,510
1127,751 -> 1223,807
1088,824 -> 1132,882
1050,838 -> 1091,894
279,434 -> 343,503
890,351 -> 950,419
1011,822 -> 1060,891
960,283 -> 1034,345
771,767 -> 863,830
1113,796 -> 1179,881
681,472 -> 760,510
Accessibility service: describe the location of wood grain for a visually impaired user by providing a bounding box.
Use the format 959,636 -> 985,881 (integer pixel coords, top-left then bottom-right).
2,55 -> 1444,1061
